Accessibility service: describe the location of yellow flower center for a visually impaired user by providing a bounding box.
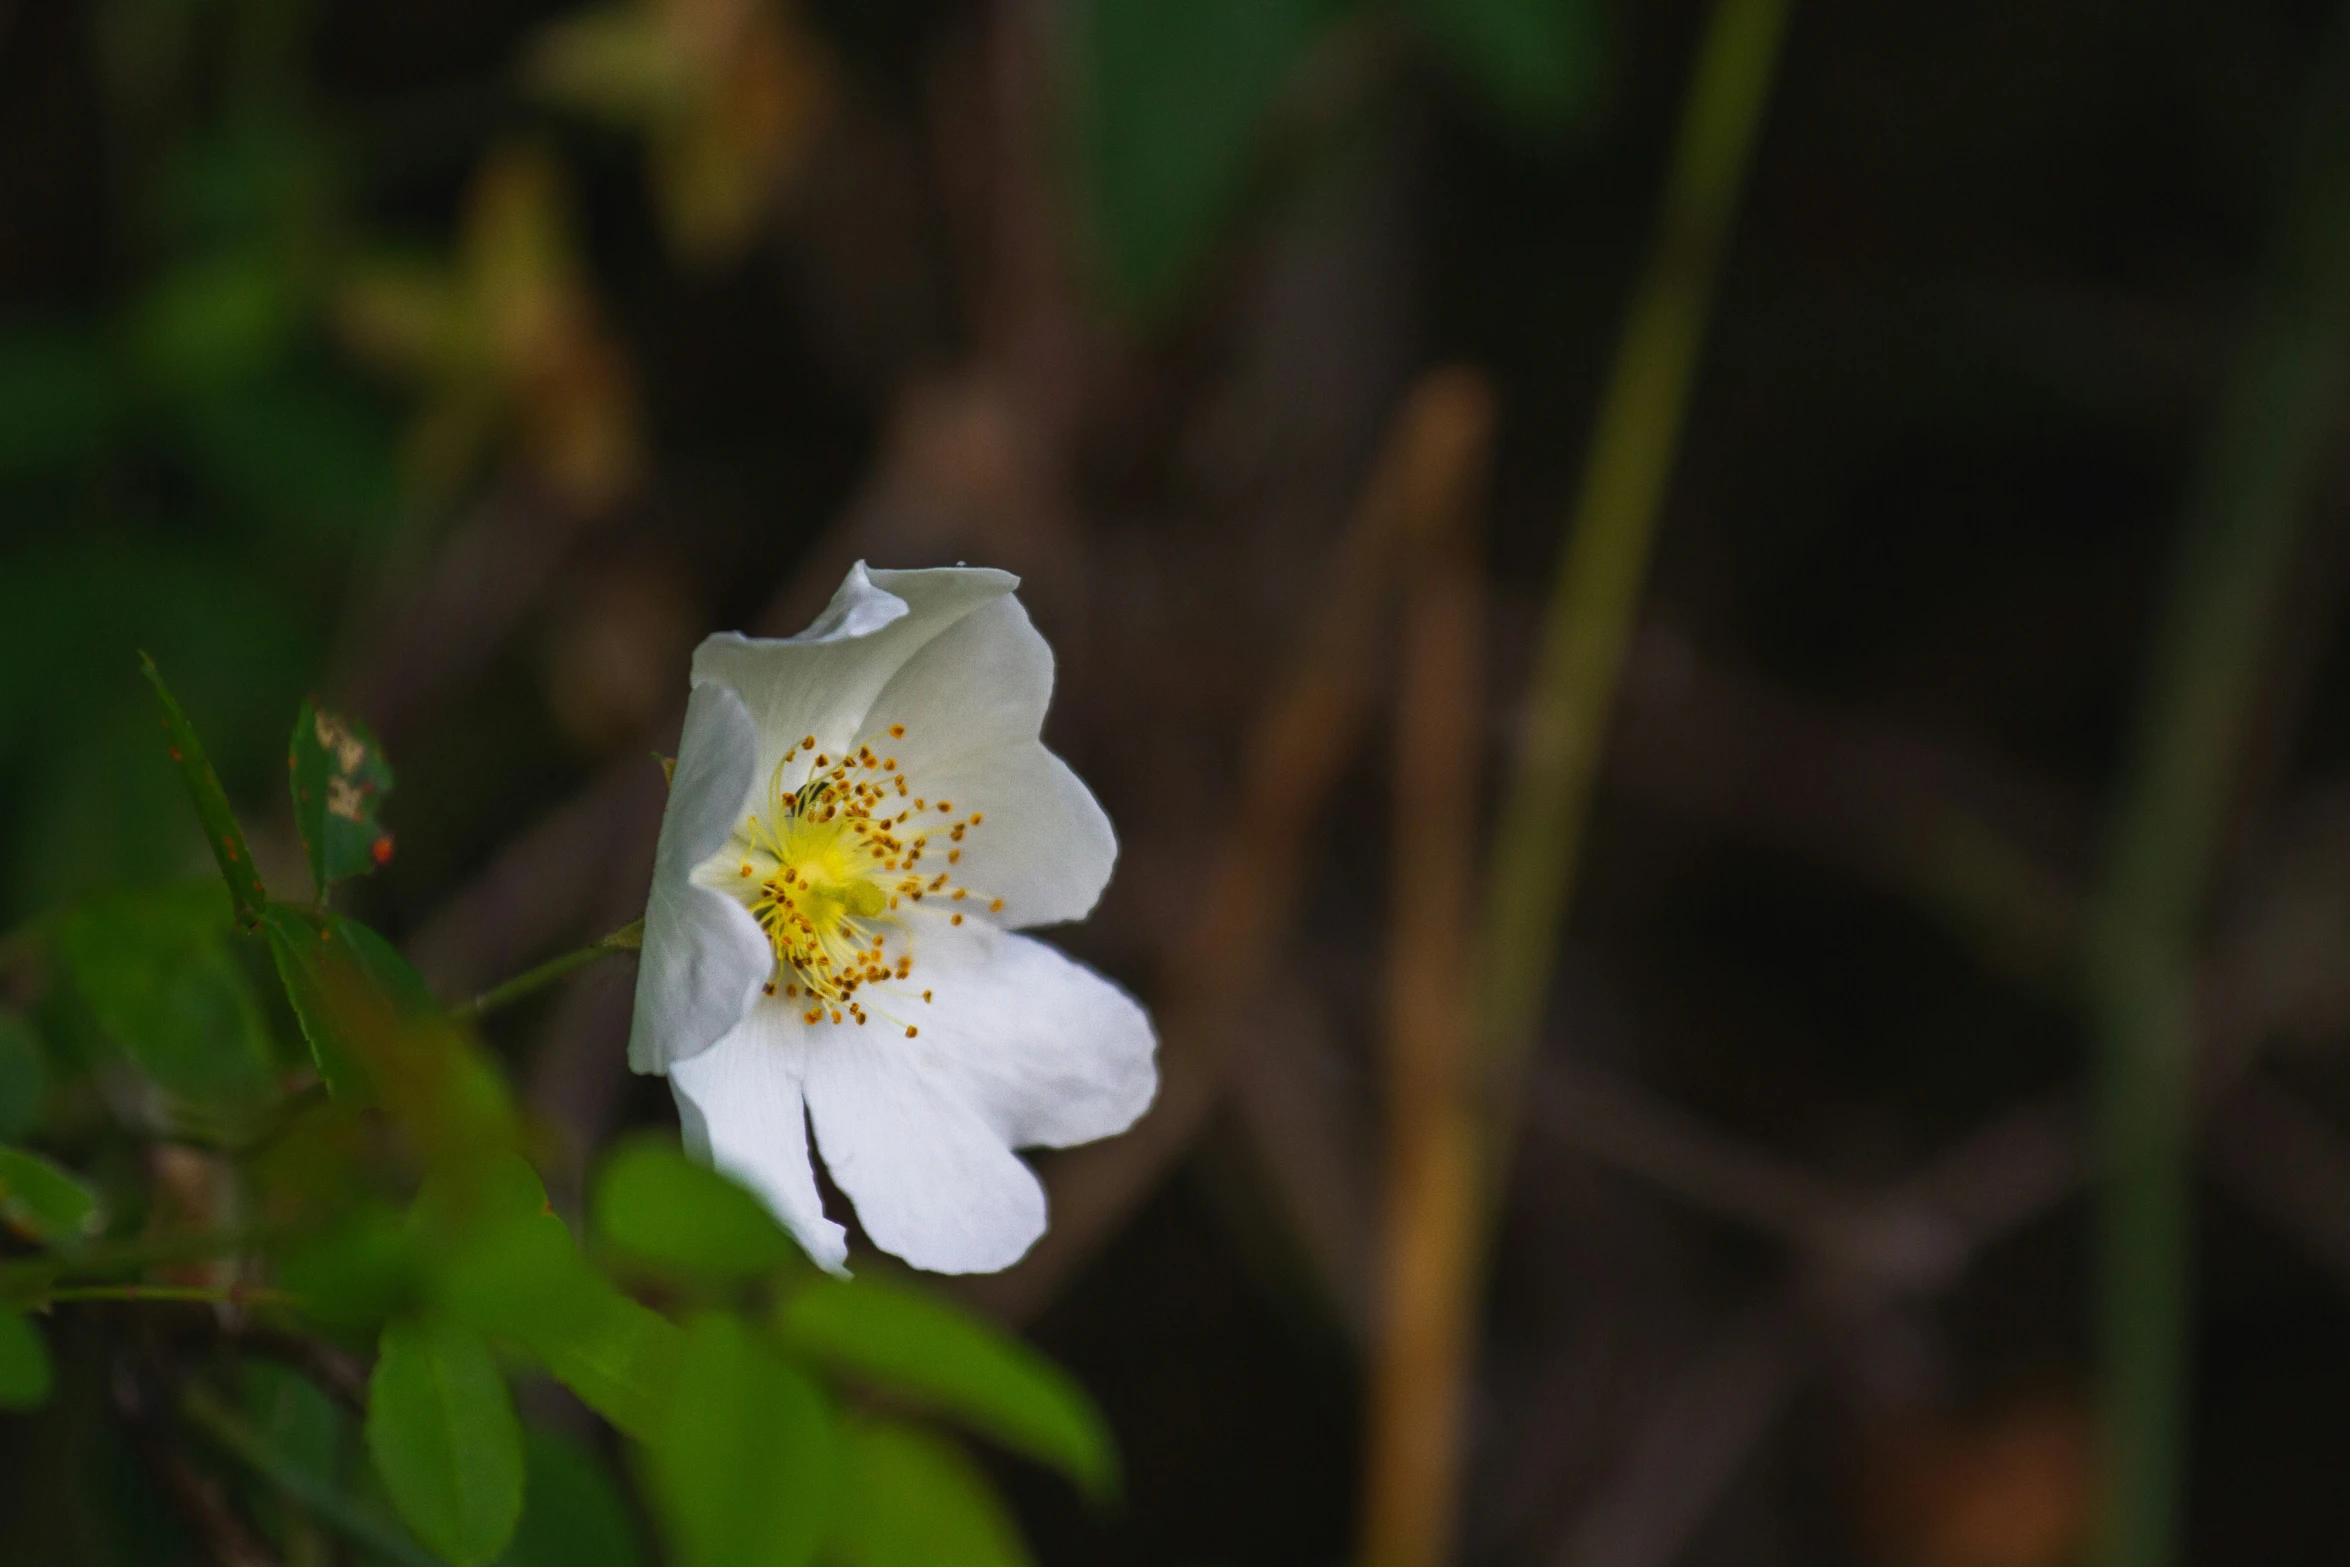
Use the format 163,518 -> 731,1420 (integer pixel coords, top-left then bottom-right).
725,726 -> 996,1033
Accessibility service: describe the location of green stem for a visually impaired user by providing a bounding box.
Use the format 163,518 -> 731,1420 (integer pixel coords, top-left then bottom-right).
1474,0 -> 1794,1181
45,1284 -> 293,1307
450,917 -> 644,1023
182,1382 -> 450,1567
2089,12 -> 2350,1567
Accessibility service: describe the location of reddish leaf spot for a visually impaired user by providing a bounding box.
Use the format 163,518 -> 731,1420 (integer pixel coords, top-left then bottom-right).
370,835 -> 395,867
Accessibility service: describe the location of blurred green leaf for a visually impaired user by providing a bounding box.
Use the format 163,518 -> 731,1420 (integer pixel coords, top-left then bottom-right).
139,653 -> 270,923
648,1314 -> 835,1567
829,1419 -> 1032,1567
290,699 -> 396,896
591,1137 -> 796,1281
239,1360 -> 346,1493
776,1276 -> 1115,1501
1071,0 -> 1334,314
176,377 -> 403,550
276,1204 -> 421,1326
367,1316 -> 527,1567
0,1303 -> 52,1410
0,1145 -> 101,1246
0,1012 -> 47,1139
56,882 -> 278,1131
1403,0 -> 1599,132
411,1151 -> 686,1438
0,323 -> 119,477
497,1428 -> 647,1567
130,249 -> 307,392
263,907 -> 504,1136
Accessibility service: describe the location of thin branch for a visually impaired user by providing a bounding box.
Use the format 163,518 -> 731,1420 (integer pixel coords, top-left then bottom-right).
449,917 -> 643,1024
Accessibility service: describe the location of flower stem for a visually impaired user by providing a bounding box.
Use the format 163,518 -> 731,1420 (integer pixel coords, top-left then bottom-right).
1474,0 -> 1793,1191
2087,10 -> 2350,1565
450,916 -> 644,1023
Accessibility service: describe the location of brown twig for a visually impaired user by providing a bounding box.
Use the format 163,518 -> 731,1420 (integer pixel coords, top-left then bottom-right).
1359,369 -> 1494,1567
961,367 -> 1499,1321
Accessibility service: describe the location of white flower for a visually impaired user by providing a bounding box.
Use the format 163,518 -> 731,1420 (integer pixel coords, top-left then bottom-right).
628,563 -> 1157,1274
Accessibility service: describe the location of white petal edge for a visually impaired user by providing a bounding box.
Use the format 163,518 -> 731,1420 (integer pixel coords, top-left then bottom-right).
670,1002 -> 850,1273
691,564 -> 1018,791
891,909 -> 1156,1149
629,681 -> 770,1075
856,594 -> 1115,927
800,915 -> 1155,1274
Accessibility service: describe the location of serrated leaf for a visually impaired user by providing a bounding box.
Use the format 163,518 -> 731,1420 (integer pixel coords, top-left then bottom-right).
0,1145 -> 101,1245
289,699 -> 396,896
0,1304 -> 52,1410
1070,0 -> 1334,315
648,1314 -> 835,1567
591,1137 -> 796,1280
140,652 -> 268,923
498,1428 -> 648,1567
829,1419 -> 1032,1567
0,1012 -> 46,1139
1404,0 -> 1600,133
368,1316 -> 527,1567
56,883 -> 278,1134
775,1276 -> 1114,1500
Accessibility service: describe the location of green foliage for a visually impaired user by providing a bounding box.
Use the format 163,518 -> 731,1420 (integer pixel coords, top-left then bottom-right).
592,1136 -> 797,1281
0,1013 -> 47,1139
1069,0 -> 1336,314
139,654 -> 271,923
1403,0 -> 1599,131
289,698 -> 396,898
0,1145 -> 102,1246
648,1314 -> 836,1567
0,1304 -> 52,1410
832,1419 -> 1033,1567
777,1274 -> 1116,1500
498,1428 -> 648,1567
55,882 -> 280,1135
367,1315 -> 528,1566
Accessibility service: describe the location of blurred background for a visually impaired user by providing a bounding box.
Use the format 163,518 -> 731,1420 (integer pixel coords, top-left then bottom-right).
10,0 -> 2350,1563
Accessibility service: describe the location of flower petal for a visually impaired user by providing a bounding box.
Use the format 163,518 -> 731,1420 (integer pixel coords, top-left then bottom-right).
860,594 -> 1115,927
630,681 -> 771,1074
800,914 -> 1155,1274
670,1002 -> 849,1273
894,911 -> 1157,1150
691,563 -> 1017,789
804,1043 -> 1048,1275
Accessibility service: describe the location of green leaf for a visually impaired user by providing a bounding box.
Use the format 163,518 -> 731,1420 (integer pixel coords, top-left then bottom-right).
411,1152 -> 685,1439
0,1303 -> 52,1409
497,1428 -> 648,1567
240,1360 -> 348,1492
591,1137 -> 796,1280
529,1281 -> 685,1441
140,652 -> 270,924
0,323 -> 119,478
367,1316 -> 527,1567
1403,0 -> 1600,133
829,1419 -> 1032,1567
263,908 -> 514,1152
0,1145 -> 101,1245
275,1204 -> 421,1327
1070,0 -> 1334,314
57,883 -> 280,1132
0,1012 -> 47,1139
648,1314 -> 835,1567
775,1276 -> 1115,1501
289,699 -> 396,897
